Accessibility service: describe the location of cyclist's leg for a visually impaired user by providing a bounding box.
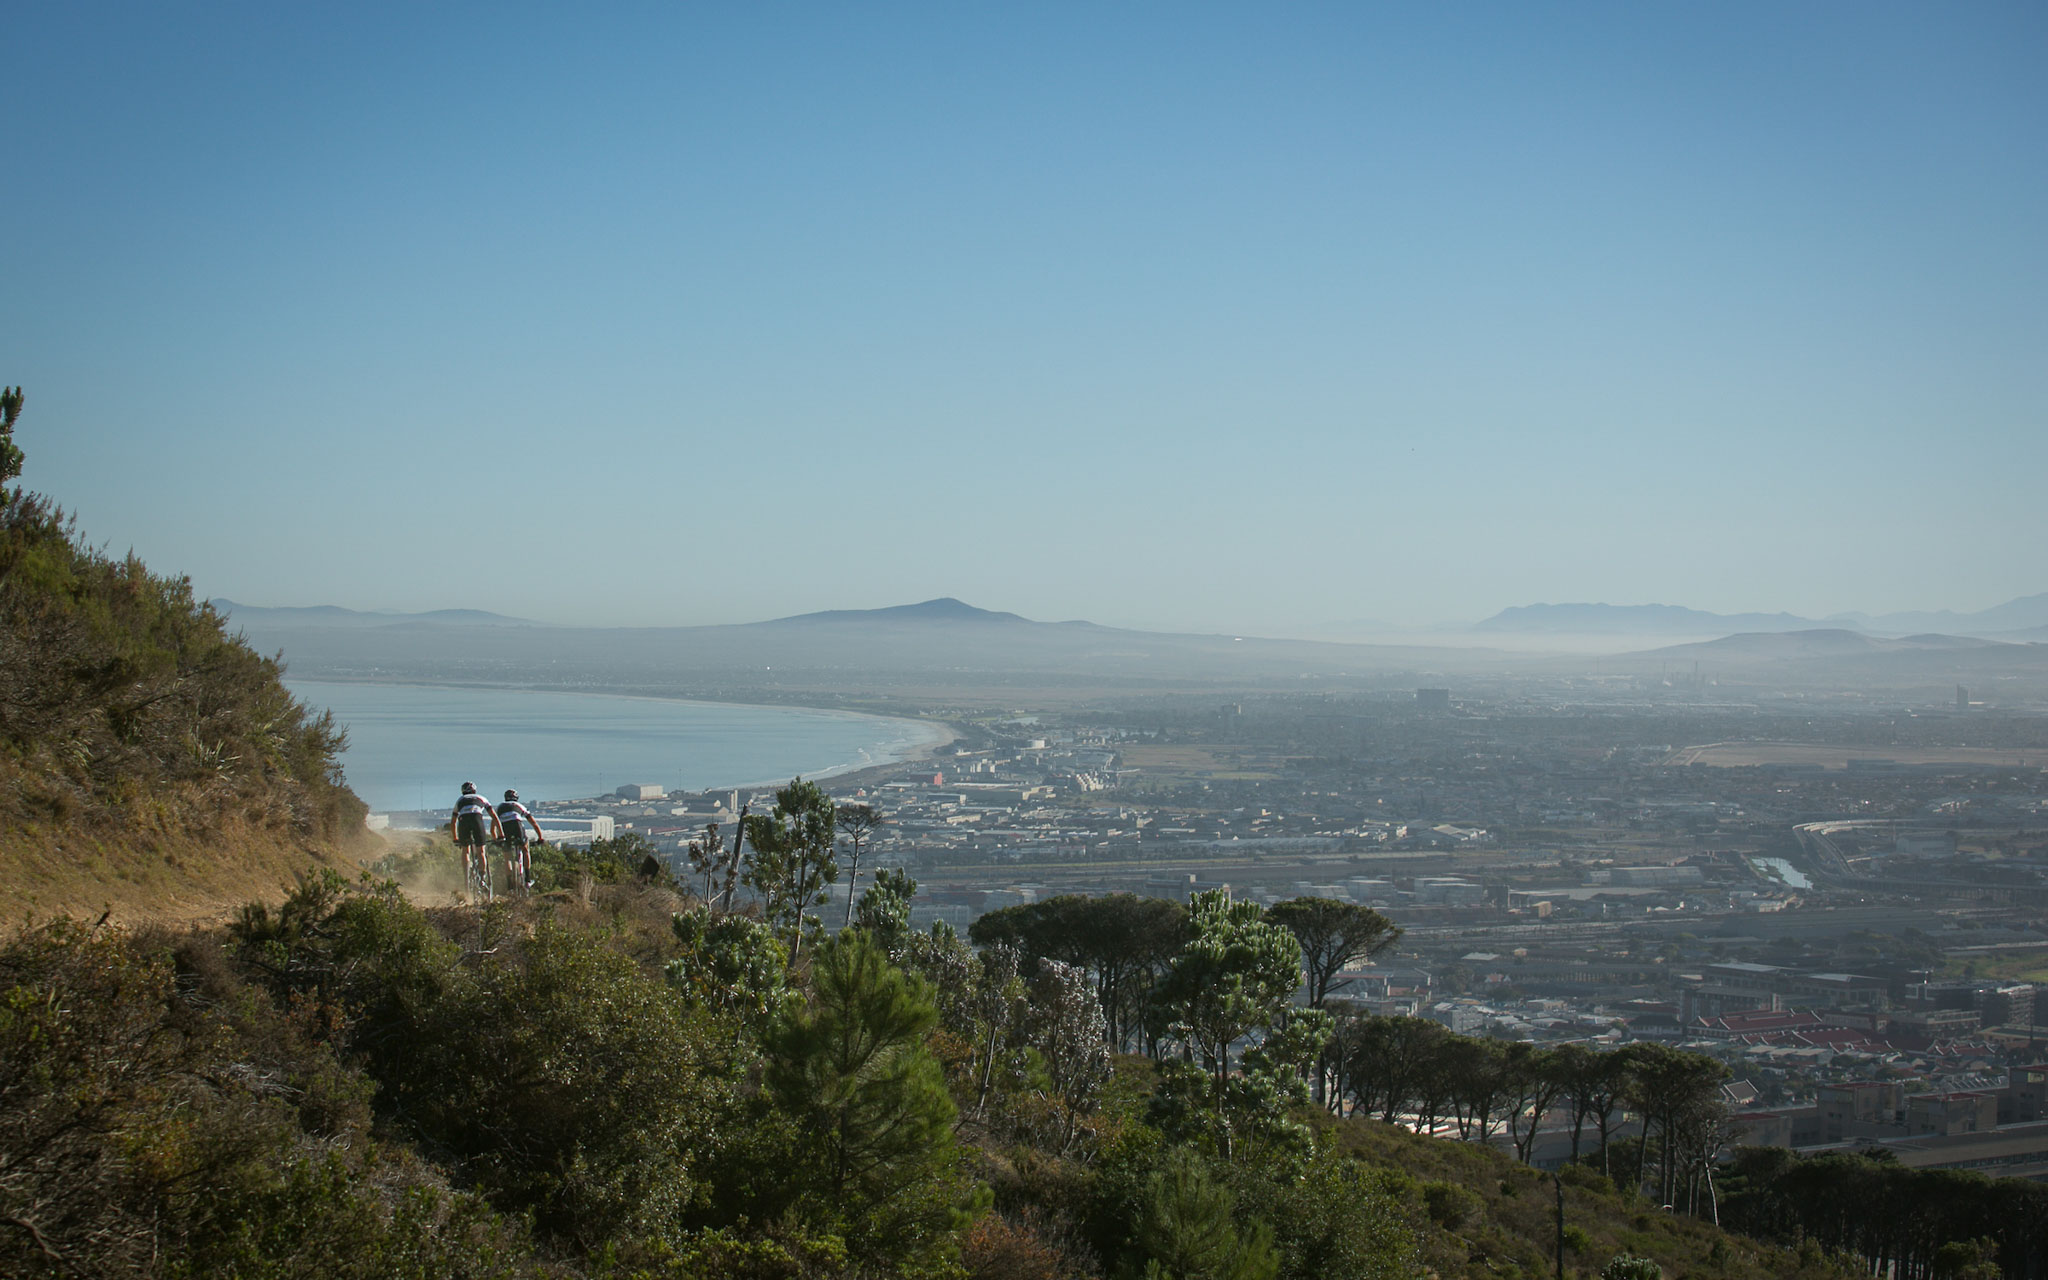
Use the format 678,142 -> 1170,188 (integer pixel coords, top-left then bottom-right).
456,815 -> 489,899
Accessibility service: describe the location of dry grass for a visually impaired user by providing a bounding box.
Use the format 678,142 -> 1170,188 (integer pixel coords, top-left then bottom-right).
1116,744 -> 1279,782
0,813 -> 373,929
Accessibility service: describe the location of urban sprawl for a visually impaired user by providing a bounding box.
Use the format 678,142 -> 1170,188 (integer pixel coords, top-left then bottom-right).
379,680 -> 2048,1178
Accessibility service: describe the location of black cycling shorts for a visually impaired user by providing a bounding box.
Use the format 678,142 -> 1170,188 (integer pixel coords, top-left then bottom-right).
456,813 -> 491,847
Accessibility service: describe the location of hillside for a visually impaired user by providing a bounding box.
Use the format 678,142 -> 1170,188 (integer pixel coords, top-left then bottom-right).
1,425 -> 369,922
1328,1116 -> 1841,1280
2,866 -> 1870,1280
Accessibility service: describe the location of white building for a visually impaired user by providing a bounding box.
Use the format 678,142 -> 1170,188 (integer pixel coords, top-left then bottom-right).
538,815 -> 616,846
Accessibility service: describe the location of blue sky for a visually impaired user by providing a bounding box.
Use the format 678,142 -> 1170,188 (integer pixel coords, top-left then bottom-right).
5,3 -> 2043,635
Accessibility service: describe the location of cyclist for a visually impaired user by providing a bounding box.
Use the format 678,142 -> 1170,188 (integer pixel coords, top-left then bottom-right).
450,781 -> 502,899
495,788 -> 546,892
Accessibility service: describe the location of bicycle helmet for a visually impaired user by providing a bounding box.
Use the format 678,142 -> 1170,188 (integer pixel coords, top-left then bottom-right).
504,789 -> 519,802
461,781 -> 477,794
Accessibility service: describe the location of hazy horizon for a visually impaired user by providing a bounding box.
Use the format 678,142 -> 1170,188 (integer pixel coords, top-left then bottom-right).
6,4 -> 2044,635
215,587 -> 2048,658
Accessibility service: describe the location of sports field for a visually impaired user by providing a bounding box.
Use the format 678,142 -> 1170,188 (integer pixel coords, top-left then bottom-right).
1115,744 -> 1280,781
1664,742 -> 2044,769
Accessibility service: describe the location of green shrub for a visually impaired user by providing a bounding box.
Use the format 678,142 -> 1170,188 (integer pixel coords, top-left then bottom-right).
392,917 -> 736,1247
1602,1255 -> 1662,1280
531,831 -> 664,890
1230,1150 -> 1416,1280
168,1147 -> 539,1280
1560,1162 -> 1615,1195
0,917 -> 542,1279
1421,1180 -> 1482,1231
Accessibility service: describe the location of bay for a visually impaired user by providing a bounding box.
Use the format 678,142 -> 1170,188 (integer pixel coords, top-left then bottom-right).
285,680 -> 948,814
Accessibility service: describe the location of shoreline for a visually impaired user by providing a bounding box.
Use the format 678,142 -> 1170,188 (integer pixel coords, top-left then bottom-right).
706,716 -> 961,795
285,677 -> 961,810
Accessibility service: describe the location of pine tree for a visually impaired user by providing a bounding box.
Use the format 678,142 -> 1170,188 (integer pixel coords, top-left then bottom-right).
741,778 -> 838,959
1127,1148 -> 1277,1280
0,386 -> 24,485
764,930 -> 978,1270
851,865 -> 918,953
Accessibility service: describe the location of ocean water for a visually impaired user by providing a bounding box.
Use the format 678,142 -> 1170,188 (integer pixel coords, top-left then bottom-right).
286,680 -> 948,814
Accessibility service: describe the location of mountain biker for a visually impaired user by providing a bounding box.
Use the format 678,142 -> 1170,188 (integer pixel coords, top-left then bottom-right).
495,788 -> 546,890
450,782 -> 502,895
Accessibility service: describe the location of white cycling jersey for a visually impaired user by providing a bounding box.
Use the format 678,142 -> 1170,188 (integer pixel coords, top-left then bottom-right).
496,799 -> 539,840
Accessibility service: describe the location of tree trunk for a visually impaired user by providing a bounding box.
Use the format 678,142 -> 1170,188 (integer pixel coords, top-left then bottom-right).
788,861 -> 813,963
1633,1117 -> 1649,1197
975,1017 -> 1002,1118
1553,1173 -> 1566,1280
719,803 -> 749,913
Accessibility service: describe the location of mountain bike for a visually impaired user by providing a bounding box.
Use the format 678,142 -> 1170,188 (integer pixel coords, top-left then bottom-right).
463,841 -> 493,902
500,835 -> 539,898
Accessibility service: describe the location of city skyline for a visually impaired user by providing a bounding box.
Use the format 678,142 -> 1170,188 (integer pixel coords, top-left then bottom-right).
5,3 -> 2044,635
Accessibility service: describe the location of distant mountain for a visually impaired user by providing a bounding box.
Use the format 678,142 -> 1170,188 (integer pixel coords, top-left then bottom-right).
1480,592 -> 2048,639
1629,628 -> 2014,661
770,597 -> 1038,626
1828,591 -> 2048,636
1648,629 -> 1887,658
1473,603 -> 1820,635
222,595 -> 1524,691
218,594 -> 2048,700
211,600 -> 537,628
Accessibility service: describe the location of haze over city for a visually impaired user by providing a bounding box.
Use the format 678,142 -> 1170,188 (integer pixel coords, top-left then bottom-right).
5,3 -> 2044,635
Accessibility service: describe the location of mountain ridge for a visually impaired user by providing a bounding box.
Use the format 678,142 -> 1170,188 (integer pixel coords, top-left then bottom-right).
1475,602 -> 1816,635
212,599 -> 538,628
1479,592 -> 2048,637
1621,628 -> 2023,662
768,597 -> 1038,626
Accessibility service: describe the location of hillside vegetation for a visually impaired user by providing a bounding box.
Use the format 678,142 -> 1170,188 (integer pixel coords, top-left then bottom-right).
1,823 -> 1879,1280
0,394 -> 367,920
